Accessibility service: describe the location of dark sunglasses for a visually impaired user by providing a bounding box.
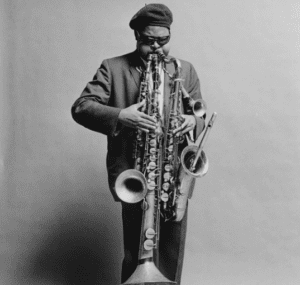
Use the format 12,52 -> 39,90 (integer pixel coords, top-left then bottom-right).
137,32 -> 170,46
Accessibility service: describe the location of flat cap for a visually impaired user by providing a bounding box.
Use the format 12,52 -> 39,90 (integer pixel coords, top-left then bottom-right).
129,3 -> 173,30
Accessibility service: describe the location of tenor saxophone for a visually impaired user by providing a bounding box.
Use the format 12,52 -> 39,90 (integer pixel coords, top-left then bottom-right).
157,52 -> 210,222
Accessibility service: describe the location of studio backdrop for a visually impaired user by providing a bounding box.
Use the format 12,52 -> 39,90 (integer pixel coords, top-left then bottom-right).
1,0 -> 300,284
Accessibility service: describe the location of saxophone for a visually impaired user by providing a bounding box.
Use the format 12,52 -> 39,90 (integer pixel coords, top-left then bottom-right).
114,52 -> 215,284
115,53 -> 173,284
157,52 -> 209,222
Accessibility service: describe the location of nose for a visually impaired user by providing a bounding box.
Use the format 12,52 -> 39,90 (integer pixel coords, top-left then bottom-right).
150,41 -> 160,50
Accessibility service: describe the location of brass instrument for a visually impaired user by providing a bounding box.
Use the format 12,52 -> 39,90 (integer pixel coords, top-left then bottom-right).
181,85 -> 207,118
159,55 -> 184,221
114,54 -> 154,204
116,53 -> 173,284
156,51 -> 210,222
175,112 -> 217,221
115,51 -> 215,284
181,112 -> 217,177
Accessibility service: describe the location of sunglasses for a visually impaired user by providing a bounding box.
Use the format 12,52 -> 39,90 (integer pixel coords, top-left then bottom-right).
137,32 -> 171,46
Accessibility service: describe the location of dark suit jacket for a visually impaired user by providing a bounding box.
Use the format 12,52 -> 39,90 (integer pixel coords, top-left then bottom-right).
71,50 -> 205,201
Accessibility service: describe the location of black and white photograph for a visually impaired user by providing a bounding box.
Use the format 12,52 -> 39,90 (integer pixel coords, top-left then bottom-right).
1,1 -> 299,284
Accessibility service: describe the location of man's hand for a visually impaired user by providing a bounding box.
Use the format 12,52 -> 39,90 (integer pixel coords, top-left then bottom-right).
118,100 -> 156,133
173,114 -> 196,137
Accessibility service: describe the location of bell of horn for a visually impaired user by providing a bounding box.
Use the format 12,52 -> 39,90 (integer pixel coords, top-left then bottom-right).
181,145 -> 209,178
115,169 -> 148,203
191,98 -> 207,117
181,86 -> 207,117
123,261 -> 175,284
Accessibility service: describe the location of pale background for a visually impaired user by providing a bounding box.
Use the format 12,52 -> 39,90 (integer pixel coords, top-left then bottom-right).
1,0 -> 300,284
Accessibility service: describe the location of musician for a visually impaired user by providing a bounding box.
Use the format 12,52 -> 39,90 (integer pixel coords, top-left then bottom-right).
71,3 -> 205,284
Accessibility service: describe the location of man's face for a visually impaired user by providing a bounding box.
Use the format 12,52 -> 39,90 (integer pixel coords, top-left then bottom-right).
136,26 -> 171,60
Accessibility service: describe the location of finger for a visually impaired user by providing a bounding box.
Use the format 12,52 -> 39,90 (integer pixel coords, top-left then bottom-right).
139,111 -> 156,121
181,126 -> 193,135
178,115 -> 186,124
173,125 -> 183,134
139,113 -> 157,124
180,120 -> 188,129
138,121 -> 157,130
173,126 -> 181,135
175,122 -> 195,136
138,127 -> 149,133
173,121 -> 187,134
176,130 -> 183,137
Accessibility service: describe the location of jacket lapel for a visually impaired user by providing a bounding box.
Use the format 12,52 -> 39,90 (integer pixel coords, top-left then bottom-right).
128,50 -> 144,90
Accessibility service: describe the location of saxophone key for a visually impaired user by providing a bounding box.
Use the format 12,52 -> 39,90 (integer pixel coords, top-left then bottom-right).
148,171 -> 157,180
163,172 -> 171,181
147,161 -> 156,170
164,164 -> 172,171
145,228 -> 156,239
149,139 -> 156,147
167,145 -> 173,152
144,239 -> 155,251
161,192 -> 169,202
162,183 -> 170,191
149,155 -> 156,161
147,181 -> 156,190
168,154 -> 174,161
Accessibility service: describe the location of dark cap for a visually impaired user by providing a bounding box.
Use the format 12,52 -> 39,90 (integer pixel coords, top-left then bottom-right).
129,3 -> 173,31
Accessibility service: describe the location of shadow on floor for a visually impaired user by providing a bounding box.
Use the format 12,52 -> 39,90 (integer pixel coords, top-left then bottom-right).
9,198 -> 122,285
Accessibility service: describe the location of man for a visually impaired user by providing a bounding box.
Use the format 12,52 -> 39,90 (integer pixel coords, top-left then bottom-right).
72,4 -> 205,284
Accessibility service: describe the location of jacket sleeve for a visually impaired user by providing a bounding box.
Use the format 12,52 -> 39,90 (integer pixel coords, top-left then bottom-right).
184,63 -> 206,141
71,59 -> 122,136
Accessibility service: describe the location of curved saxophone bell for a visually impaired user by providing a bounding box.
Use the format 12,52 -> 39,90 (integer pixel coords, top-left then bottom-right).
115,169 -> 148,203
181,145 -> 209,178
181,86 -> 207,117
191,98 -> 207,117
181,112 -> 217,178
